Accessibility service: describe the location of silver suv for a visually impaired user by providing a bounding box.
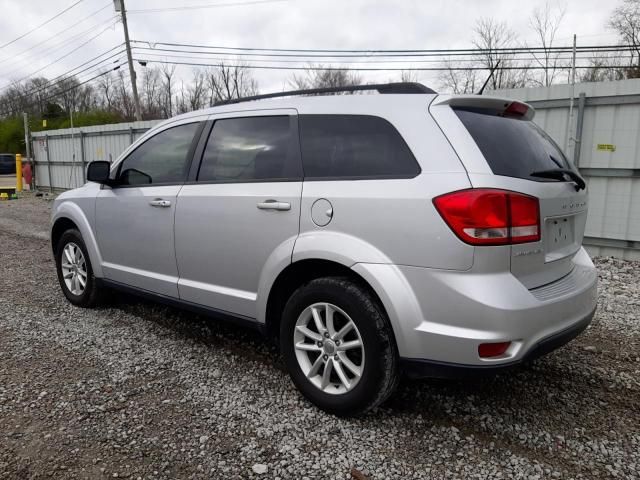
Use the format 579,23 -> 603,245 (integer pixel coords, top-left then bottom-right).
51,83 -> 598,416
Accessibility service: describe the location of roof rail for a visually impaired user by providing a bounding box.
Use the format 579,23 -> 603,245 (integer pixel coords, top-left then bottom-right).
214,82 -> 436,106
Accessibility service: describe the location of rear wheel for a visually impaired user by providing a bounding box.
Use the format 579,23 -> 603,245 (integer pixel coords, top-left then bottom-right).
55,229 -> 103,308
280,277 -> 399,416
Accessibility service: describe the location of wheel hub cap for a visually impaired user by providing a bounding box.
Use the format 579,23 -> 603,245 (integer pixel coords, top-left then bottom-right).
322,340 -> 336,355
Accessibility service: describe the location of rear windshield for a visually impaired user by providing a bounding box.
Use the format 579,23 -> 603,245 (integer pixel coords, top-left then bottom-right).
453,107 -> 572,181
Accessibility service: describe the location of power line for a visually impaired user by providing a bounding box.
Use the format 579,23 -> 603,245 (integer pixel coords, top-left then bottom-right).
133,57 -> 639,72
0,0 -> 85,50
0,21 -> 119,91
13,49 -> 125,101
0,15 -> 118,71
0,4 -> 114,66
133,39 -> 640,56
131,48 -> 638,66
127,0 -> 288,14
131,45 -> 639,64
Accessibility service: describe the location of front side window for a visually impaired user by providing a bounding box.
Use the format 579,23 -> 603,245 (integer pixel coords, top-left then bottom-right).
117,122 -> 200,186
299,115 -> 420,179
198,116 -> 301,182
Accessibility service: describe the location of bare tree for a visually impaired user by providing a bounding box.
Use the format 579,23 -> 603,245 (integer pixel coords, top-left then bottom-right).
438,58 -> 478,93
140,67 -> 161,119
159,63 -> 176,118
76,84 -> 97,112
97,72 -> 116,112
206,63 -> 259,104
473,18 -> 531,90
609,0 -> 640,77
54,77 -> 80,113
186,69 -> 207,111
24,77 -> 50,116
398,70 -> 421,83
175,80 -> 189,115
289,65 -> 362,91
580,53 -> 626,82
115,71 -> 135,120
529,2 -> 567,86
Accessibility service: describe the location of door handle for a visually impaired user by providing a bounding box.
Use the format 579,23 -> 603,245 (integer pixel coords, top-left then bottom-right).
257,200 -> 291,211
149,199 -> 171,208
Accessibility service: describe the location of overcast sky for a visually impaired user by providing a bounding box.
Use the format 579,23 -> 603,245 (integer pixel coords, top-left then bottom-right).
0,0 -> 622,93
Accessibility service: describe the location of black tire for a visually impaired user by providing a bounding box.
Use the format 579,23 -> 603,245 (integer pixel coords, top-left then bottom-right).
280,277 -> 399,416
55,229 -> 103,308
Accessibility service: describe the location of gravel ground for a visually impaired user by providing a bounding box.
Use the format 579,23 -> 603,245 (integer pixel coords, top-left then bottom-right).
0,194 -> 638,480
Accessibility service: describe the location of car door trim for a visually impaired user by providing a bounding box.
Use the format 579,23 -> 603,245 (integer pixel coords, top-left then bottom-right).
98,278 -> 264,332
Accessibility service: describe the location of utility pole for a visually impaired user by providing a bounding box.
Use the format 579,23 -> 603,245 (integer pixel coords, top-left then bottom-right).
114,0 -> 142,121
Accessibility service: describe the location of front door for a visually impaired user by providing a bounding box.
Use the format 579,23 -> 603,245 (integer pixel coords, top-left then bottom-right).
95,121 -> 203,297
175,111 -> 302,319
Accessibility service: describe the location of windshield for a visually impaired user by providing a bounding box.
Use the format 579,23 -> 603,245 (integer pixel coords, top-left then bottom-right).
454,106 -> 573,182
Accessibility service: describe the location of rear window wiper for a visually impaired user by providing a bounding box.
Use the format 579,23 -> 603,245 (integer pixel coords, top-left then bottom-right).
530,168 -> 586,191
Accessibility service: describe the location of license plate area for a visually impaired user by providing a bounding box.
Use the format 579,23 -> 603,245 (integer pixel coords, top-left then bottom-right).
544,215 -> 577,262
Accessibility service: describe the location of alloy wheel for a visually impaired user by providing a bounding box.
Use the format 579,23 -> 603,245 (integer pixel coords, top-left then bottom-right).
293,302 -> 365,395
61,242 -> 88,296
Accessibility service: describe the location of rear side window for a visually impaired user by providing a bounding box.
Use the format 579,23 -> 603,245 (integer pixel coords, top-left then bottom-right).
198,116 -> 301,182
299,115 -> 420,179
454,107 -> 572,181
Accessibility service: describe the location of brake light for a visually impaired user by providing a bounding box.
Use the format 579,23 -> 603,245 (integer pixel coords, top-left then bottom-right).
433,189 -> 540,246
505,101 -> 529,117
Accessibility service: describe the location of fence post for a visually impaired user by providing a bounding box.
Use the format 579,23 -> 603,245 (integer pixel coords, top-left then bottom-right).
129,126 -> 134,144
573,92 -> 586,168
15,154 -> 22,192
80,131 -> 86,184
45,135 -> 53,193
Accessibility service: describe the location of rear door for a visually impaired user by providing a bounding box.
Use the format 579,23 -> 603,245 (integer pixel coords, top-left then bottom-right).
174,110 -> 302,319
430,96 -> 588,289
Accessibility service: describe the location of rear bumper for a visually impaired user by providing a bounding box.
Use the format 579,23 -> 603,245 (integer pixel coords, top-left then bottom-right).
352,247 -> 598,369
400,305 -> 595,379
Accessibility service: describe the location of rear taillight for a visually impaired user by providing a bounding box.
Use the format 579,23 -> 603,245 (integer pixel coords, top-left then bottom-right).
433,189 -> 540,246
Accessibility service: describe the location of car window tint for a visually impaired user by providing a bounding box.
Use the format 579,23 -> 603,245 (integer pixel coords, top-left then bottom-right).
198,116 -> 301,182
454,107 -> 573,181
118,123 -> 200,186
299,115 -> 420,179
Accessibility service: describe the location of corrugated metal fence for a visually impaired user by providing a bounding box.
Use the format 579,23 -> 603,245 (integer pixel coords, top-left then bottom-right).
493,78 -> 640,260
31,78 -> 640,259
31,120 -> 161,192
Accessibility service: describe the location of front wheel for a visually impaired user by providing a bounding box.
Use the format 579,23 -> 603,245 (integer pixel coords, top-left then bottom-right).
280,277 -> 399,416
55,229 -> 103,308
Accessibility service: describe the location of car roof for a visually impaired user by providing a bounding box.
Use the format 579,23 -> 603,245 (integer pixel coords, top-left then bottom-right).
167,93 -> 439,122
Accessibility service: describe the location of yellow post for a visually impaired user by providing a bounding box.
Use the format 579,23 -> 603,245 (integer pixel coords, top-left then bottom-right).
15,154 -> 22,192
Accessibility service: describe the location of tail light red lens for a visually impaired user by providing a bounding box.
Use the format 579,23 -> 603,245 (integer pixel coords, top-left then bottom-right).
478,342 -> 511,358
433,189 -> 540,246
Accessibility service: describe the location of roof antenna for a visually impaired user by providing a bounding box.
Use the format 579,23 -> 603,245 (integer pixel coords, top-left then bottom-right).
477,59 -> 501,95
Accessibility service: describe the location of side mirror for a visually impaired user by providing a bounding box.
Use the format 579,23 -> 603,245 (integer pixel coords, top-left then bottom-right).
87,161 -> 112,185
